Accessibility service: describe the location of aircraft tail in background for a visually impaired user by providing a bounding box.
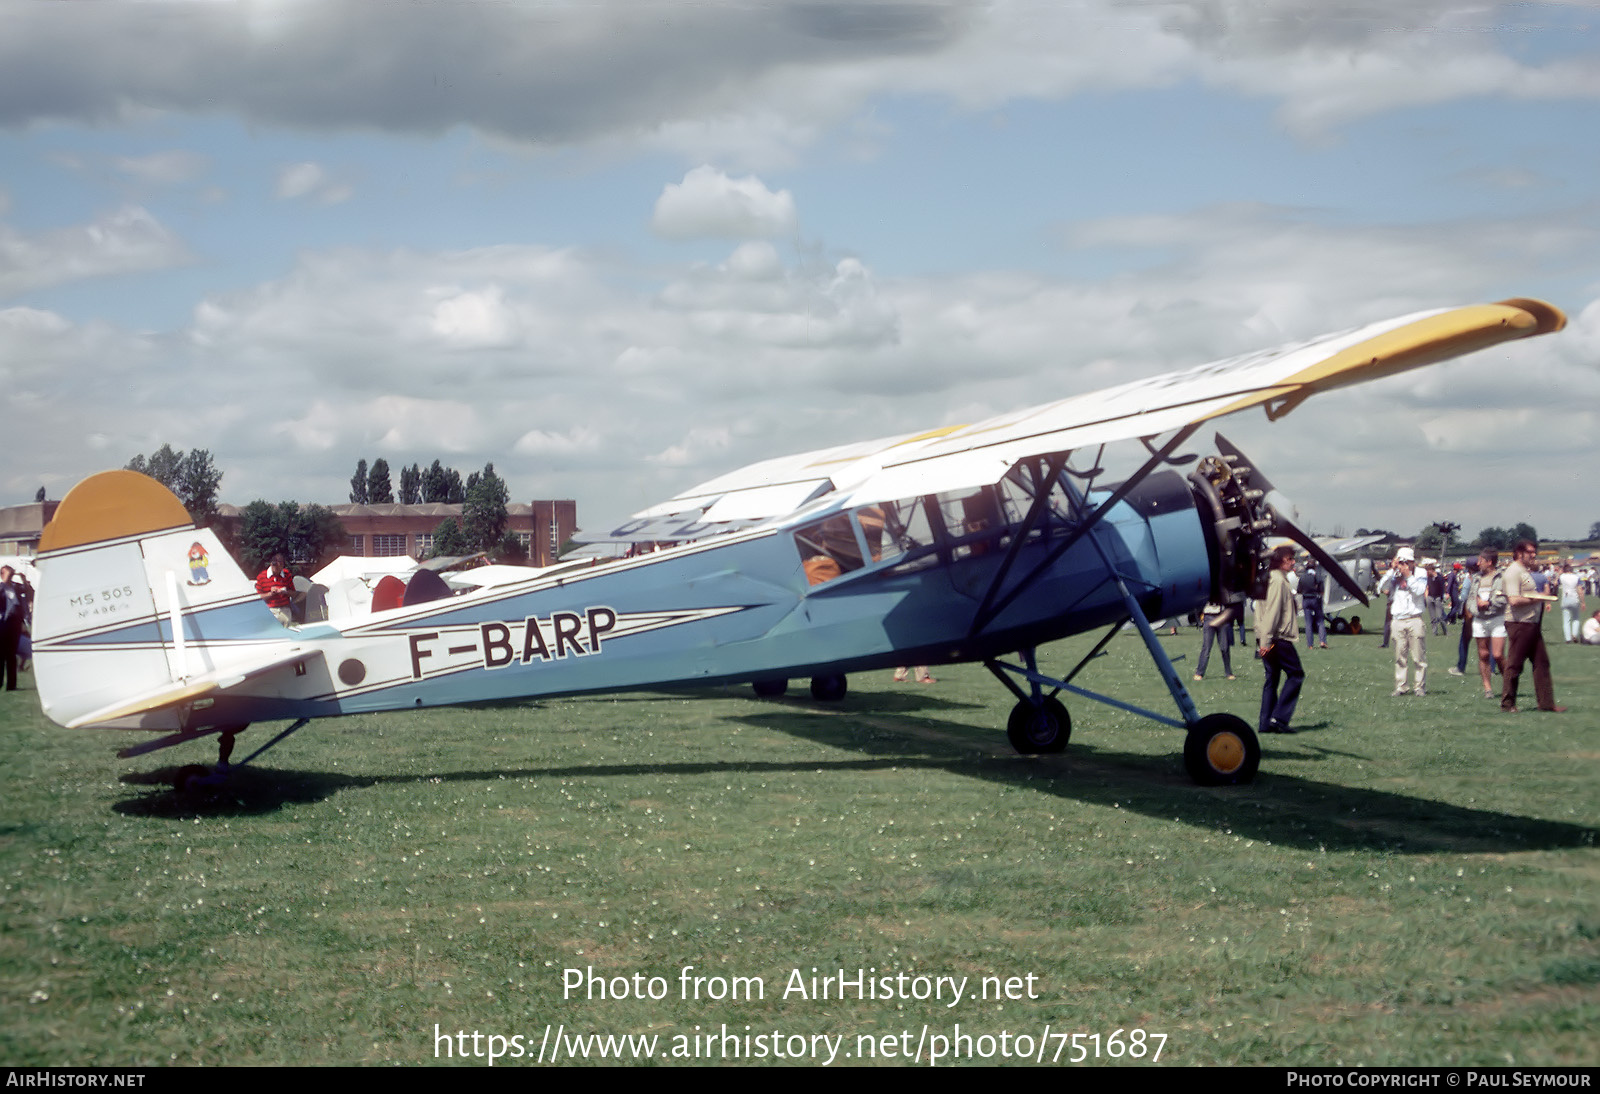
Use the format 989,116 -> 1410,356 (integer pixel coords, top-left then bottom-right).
31,471 -> 289,730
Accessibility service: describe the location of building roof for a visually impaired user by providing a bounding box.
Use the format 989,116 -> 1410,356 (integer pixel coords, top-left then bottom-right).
0,501 -> 58,544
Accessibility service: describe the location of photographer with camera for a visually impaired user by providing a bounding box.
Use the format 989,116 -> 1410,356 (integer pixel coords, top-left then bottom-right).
1378,546 -> 1430,697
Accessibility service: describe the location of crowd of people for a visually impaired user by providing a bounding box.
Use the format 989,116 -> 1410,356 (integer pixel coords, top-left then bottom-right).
1364,539 -> 1593,716
1184,538 -> 1595,739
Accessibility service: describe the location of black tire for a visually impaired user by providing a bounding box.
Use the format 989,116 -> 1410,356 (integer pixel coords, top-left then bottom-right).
1006,697 -> 1070,754
752,679 -> 788,699
1184,713 -> 1260,786
1329,617 -> 1348,635
810,674 -> 848,702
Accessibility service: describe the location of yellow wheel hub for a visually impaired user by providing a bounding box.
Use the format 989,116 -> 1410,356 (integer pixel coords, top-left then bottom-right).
1207,732 -> 1245,774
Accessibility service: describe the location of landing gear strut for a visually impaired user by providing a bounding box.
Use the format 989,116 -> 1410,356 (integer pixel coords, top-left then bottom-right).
164,718 -> 310,792
168,723 -> 250,791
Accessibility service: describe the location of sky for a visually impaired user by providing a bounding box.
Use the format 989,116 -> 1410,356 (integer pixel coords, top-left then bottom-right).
2,0 -> 1597,542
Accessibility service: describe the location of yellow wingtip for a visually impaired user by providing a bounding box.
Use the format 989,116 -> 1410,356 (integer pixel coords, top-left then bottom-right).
39,470 -> 193,552
1287,299 -> 1567,395
1494,297 -> 1566,335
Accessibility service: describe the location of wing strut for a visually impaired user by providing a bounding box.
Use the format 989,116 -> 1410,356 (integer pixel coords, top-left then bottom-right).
964,452 -> 1070,639
966,423 -> 1199,638
1081,511 -> 1201,728
983,614 -> 1123,705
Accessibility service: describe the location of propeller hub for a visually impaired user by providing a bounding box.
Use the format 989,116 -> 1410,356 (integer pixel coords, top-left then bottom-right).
1188,434 -> 1369,609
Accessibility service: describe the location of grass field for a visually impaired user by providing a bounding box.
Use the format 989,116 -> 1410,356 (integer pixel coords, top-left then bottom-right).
2,615 -> 1595,1067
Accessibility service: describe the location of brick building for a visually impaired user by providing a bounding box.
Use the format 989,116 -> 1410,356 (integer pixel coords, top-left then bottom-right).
214,499 -> 579,567
3,495 -> 578,568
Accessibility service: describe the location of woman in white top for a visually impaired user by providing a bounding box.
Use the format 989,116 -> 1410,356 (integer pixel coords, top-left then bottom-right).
1557,563 -> 1585,643
1466,548 -> 1508,699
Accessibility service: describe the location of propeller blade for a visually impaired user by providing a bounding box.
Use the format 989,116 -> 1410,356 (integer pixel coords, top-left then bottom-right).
1270,506 -> 1370,607
1214,433 -> 1276,494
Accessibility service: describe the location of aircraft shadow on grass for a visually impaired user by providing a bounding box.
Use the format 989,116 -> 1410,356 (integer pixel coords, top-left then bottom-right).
115,695 -> 1595,858
733,705 -> 1597,856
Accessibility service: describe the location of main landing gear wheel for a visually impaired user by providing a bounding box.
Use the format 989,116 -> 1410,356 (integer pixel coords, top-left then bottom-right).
752,679 -> 788,699
1184,713 -> 1260,786
810,674 -> 848,701
1006,697 -> 1070,754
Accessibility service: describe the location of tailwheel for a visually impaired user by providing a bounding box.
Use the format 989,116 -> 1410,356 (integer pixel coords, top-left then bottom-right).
810,674 -> 848,701
1184,713 -> 1260,786
1006,697 -> 1070,754
752,679 -> 788,699
172,764 -> 214,792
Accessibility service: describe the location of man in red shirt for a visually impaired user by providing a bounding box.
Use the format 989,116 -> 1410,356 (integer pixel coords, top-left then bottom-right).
255,553 -> 296,625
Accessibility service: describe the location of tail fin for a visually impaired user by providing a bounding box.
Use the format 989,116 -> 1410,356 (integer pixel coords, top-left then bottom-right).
33,471 -> 285,730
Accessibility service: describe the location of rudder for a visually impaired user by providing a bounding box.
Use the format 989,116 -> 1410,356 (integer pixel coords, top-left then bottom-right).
33,471 -> 283,730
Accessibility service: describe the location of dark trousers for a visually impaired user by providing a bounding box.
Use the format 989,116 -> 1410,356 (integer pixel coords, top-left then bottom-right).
1303,599 -> 1325,647
1197,623 -> 1232,677
1502,619 -> 1555,711
1259,640 -> 1304,732
0,624 -> 20,691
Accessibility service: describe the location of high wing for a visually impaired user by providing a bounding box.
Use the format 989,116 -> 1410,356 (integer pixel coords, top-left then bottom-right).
611,298 -> 1562,533
841,298 -> 1564,506
610,426 -> 966,526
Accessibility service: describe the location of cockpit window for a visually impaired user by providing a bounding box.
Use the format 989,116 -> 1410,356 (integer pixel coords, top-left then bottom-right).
794,514 -> 865,586
933,485 -> 1005,559
856,498 -> 935,567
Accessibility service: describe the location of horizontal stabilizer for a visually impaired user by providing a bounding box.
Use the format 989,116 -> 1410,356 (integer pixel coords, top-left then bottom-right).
65,646 -> 320,729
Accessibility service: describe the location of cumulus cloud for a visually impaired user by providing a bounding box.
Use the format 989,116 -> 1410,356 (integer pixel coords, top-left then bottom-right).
2,2 -> 1588,164
514,425 -> 604,457
4,194 -> 1593,534
429,286 -> 521,349
656,248 -> 898,355
275,161 -> 352,204
0,1 -> 964,167
652,166 -> 799,239
115,150 -> 209,185
0,205 -> 192,298
275,395 -> 483,454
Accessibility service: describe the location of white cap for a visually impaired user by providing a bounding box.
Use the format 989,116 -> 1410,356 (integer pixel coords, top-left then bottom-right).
1394,547 -> 1415,562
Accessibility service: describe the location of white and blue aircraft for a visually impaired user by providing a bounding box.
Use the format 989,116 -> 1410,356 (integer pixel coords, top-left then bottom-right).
30,298 -> 1565,787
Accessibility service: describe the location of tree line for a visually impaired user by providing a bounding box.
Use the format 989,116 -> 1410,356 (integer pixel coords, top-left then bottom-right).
349,458 -> 480,506
349,456 -> 520,562
123,446 -> 524,573
125,445 -> 343,572
1351,522 -> 1553,555
1413,521 -> 1542,555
